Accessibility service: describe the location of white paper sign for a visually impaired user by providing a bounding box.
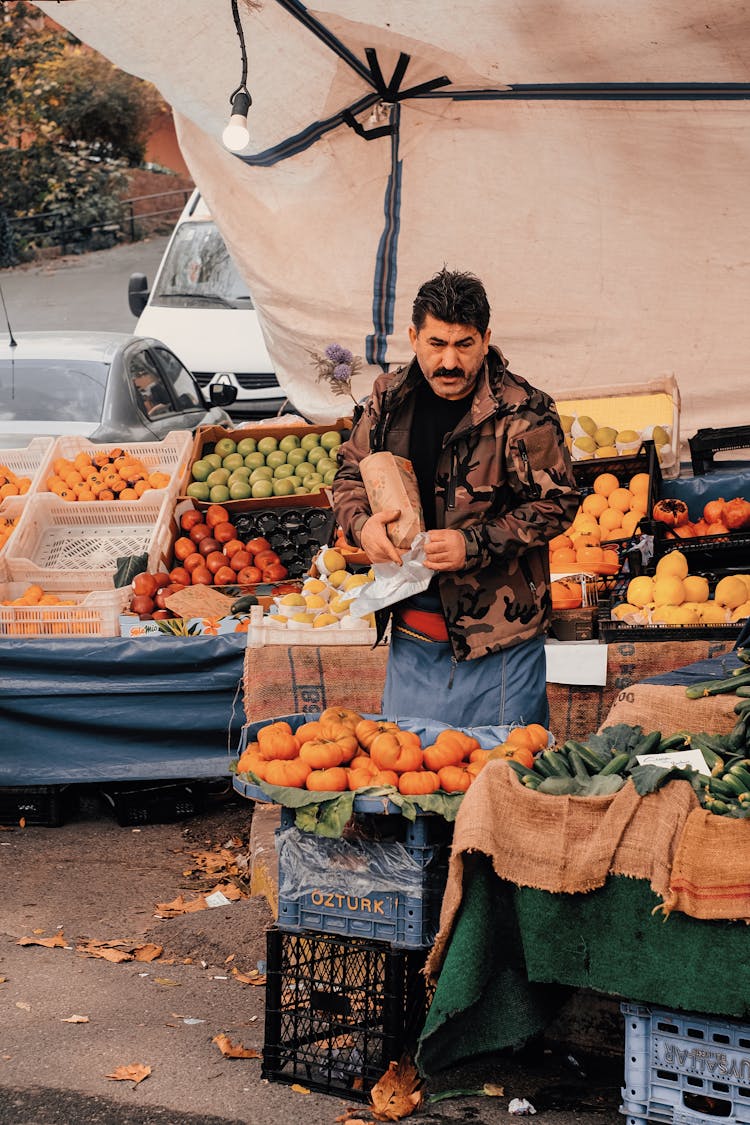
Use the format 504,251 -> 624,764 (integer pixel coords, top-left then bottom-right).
636,749 -> 710,776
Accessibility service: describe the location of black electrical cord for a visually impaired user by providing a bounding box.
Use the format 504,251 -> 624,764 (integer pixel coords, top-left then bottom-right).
229,0 -> 250,103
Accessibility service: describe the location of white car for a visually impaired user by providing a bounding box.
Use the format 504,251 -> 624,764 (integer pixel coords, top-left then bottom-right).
128,191 -> 286,416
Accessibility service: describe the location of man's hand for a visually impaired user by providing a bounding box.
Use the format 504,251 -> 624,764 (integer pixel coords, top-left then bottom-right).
423,529 -> 466,572
360,510 -> 404,565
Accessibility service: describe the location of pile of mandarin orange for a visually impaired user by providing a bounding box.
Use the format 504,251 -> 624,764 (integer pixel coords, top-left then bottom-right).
549,469 -> 650,576
0,513 -> 21,550
0,464 -> 31,502
1,583 -> 76,607
45,449 -> 171,502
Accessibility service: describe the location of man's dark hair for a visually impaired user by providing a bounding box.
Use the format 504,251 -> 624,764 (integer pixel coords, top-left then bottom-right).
412,268 -> 491,336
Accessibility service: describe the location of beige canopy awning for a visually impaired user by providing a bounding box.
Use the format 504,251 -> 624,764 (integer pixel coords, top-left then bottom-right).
37,1 -> 750,442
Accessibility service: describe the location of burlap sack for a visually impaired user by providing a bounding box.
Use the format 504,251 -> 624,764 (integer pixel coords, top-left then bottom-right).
427,760 -> 699,978
661,808 -> 750,921
243,642 -> 389,723
602,682 -> 740,737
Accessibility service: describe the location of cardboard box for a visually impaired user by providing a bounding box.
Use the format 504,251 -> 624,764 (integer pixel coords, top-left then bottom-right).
555,374 -> 681,479
180,421 -> 350,513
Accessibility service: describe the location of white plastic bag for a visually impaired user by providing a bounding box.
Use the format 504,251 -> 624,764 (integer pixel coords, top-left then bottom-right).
345,532 -> 433,617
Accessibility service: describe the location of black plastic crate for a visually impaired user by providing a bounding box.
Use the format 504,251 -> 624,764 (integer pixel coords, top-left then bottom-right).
689,425 -> 750,475
98,780 -> 208,827
232,506 -> 336,578
263,928 -> 431,1099
649,526 -> 750,576
598,574 -> 744,643
0,785 -> 73,827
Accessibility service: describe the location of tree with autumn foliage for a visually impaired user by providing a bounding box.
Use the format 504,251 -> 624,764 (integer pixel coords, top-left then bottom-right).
0,0 -> 167,264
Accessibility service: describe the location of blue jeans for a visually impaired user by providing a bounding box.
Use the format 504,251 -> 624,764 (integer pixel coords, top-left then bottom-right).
382,630 -> 549,730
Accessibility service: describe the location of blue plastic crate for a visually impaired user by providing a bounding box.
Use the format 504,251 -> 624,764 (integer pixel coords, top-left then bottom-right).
275,826 -> 448,949
620,1002 -> 750,1125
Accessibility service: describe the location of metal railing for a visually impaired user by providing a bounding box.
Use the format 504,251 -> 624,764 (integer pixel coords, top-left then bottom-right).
6,187 -> 192,258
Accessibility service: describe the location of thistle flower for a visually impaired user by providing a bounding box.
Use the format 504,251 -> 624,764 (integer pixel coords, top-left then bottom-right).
310,342 -> 363,404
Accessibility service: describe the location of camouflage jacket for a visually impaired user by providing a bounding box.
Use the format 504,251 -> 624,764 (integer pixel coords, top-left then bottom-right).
331,347 -> 580,662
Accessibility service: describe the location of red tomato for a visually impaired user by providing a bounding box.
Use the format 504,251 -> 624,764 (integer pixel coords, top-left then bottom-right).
180,509 -> 204,532
191,566 -> 213,585
262,563 -> 289,582
213,521 -> 237,544
205,550 -> 228,574
131,594 -> 155,615
254,549 -> 281,569
229,550 -> 252,572
132,572 -> 157,598
236,565 -> 262,584
245,536 -> 272,556
205,504 -> 230,528
189,523 -> 212,544
183,552 -> 204,573
152,571 -> 171,590
173,536 -> 195,561
213,566 -> 237,586
151,609 -> 172,620
169,566 -> 190,586
198,536 -> 221,557
223,539 -> 245,558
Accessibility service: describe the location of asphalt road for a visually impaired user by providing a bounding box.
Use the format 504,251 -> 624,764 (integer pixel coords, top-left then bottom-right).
0,237 -> 169,334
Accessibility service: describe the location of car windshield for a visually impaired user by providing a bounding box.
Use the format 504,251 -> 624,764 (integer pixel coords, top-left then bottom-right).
151,221 -> 254,310
0,358 -> 107,422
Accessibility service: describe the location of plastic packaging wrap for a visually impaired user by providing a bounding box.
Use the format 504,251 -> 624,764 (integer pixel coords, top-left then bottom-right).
346,532 -> 433,616
276,827 -> 429,899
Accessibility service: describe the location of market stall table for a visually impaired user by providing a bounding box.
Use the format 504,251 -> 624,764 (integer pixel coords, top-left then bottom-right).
0,635 -> 246,785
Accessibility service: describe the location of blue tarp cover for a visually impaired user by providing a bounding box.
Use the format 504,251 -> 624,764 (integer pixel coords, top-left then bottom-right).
0,636 -> 247,784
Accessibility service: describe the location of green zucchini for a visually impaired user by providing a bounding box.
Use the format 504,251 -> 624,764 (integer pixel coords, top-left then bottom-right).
506,758 -> 537,781
598,751 -> 631,777
567,741 -> 611,772
521,773 -> 542,789
717,772 -> 748,797
726,763 -> 750,791
690,736 -> 724,771
633,730 -> 662,757
685,672 -> 750,699
737,647 -> 750,665
569,748 -> 593,783
706,797 -> 734,816
658,733 -> 690,753
231,593 -> 258,614
735,685 -> 750,699
707,776 -> 738,799
540,748 -> 573,778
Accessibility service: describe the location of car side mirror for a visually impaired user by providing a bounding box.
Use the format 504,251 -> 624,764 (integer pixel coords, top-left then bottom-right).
209,382 -> 238,408
128,273 -> 149,317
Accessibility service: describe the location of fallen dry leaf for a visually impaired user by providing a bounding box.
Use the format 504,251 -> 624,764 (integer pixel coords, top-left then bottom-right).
290,1083 -> 310,1095
61,1014 -> 89,1024
19,817 -> 26,828
77,940 -> 132,963
17,933 -> 67,949
211,1034 -> 261,1059
225,953 -> 236,964
0,976 -> 7,984
133,943 -> 163,962
231,967 -> 267,986
153,977 -> 181,987
154,894 -> 207,918
106,1063 -> 151,1086
370,1058 -> 423,1121
15,1001 -> 31,1011
483,1083 -> 505,1096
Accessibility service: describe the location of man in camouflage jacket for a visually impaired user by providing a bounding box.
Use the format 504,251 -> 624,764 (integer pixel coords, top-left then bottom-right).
332,268 -> 579,726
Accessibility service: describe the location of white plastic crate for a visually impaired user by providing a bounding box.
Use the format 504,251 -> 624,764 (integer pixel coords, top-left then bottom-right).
42,431 -> 192,504
0,436 -> 55,503
245,603 -> 378,647
0,495 -> 27,565
620,1002 -> 750,1125
5,491 -> 173,591
0,582 -> 131,637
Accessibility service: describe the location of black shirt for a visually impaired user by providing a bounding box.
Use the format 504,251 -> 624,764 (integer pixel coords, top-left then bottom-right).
408,378 -> 470,530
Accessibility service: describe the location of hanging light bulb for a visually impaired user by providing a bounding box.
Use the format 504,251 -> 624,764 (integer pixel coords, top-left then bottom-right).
223,88 -> 252,152
223,0 -> 252,153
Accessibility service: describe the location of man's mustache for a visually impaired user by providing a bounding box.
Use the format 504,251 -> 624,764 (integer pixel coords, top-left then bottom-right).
435,367 -> 465,378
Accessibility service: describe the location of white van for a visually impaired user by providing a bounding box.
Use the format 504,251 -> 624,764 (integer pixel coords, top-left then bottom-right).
128,190 -> 286,416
